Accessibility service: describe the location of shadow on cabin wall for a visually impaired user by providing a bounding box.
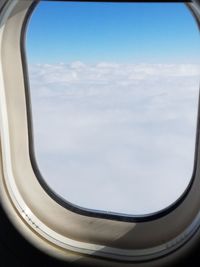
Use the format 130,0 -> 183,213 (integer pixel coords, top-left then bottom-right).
0,203 -> 200,267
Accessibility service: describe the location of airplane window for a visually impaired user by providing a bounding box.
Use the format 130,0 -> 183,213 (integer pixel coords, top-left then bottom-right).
26,2 -> 200,216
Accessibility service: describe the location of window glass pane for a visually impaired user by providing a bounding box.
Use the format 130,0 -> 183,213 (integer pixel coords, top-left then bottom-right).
26,2 -> 200,216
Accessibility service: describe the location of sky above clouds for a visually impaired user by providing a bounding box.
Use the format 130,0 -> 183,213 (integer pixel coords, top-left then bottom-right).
27,2 -> 200,64
26,2 -> 200,216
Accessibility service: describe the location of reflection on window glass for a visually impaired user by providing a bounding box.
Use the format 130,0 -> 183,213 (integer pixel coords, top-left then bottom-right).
27,2 -> 200,216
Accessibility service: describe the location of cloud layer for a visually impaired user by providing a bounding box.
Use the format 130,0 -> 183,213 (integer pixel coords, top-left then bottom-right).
28,62 -> 200,215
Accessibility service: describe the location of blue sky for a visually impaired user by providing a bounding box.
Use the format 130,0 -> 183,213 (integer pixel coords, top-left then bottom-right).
27,2 -> 200,64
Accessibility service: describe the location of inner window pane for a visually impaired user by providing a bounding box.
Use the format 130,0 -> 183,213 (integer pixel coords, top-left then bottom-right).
26,2 -> 200,216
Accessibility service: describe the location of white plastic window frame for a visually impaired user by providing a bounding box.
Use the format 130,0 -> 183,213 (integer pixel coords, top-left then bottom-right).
0,1 -> 200,266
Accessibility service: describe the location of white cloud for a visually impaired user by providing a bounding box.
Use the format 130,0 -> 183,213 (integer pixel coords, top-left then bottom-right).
28,62 -> 200,215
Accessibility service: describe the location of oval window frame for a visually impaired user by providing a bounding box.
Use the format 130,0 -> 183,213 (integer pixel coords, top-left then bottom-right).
0,1 -> 200,266
26,0 -> 200,220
